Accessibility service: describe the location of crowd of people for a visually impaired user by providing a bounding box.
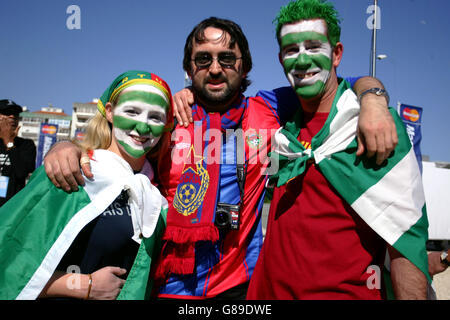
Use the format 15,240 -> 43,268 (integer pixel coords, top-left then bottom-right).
0,0 -> 448,300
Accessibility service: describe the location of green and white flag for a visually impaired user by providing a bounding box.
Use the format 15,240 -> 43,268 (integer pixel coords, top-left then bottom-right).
270,80 -> 431,289
0,149 -> 167,300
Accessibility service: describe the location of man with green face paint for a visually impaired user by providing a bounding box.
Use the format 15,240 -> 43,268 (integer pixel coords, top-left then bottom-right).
279,19 -> 334,100
247,0 -> 431,300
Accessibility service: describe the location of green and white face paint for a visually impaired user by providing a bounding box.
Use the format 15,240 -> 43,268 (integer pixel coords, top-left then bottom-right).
279,19 -> 333,100
112,84 -> 168,159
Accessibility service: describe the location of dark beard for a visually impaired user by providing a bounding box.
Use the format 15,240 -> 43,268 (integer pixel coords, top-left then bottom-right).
193,77 -> 240,112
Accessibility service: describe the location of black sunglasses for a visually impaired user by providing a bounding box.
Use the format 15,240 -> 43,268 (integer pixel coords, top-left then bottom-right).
192,53 -> 242,69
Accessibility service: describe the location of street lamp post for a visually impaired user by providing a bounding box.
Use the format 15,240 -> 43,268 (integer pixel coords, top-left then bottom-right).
370,0 -> 378,77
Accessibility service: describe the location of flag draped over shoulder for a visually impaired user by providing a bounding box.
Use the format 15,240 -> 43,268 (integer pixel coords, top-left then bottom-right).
270,80 -> 432,289
0,149 -> 167,300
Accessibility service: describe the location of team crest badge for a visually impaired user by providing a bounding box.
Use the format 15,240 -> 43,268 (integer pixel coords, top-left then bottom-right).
173,146 -> 209,217
246,130 -> 261,149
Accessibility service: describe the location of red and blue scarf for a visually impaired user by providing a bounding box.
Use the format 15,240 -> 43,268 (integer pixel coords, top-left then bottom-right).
156,95 -> 246,278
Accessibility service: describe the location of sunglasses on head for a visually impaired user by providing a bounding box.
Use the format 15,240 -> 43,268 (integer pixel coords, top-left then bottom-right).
192,52 -> 242,69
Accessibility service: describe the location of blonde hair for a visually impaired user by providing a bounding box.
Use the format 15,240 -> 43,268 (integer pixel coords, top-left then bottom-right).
76,111 -> 112,151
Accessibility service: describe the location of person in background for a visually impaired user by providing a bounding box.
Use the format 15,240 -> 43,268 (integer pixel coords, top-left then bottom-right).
0,99 -> 36,207
0,70 -> 173,300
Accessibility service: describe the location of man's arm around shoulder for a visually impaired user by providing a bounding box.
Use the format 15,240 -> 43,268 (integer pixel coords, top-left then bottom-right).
44,141 -> 92,192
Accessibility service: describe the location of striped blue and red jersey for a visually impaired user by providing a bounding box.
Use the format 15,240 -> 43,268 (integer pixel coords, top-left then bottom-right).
156,95 -> 281,299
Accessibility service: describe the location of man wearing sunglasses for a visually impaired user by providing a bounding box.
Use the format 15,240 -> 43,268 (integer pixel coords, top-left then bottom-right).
43,17 -> 397,300
190,52 -> 243,112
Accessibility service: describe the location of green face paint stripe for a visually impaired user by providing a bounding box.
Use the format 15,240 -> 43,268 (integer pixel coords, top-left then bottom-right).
148,124 -> 165,137
113,115 -> 141,130
117,140 -> 151,158
280,31 -> 329,48
295,80 -> 326,99
283,53 -> 332,72
116,91 -> 169,110
113,115 -> 165,137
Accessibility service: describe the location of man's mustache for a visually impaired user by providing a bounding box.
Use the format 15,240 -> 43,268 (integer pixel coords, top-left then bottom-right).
205,75 -> 228,83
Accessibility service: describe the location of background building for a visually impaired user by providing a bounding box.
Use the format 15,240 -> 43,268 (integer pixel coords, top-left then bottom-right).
18,106 -> 72,147
71,101 -> 97,140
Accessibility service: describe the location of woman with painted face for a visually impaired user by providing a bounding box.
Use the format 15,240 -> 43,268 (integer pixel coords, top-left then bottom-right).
0,71 -> 174,300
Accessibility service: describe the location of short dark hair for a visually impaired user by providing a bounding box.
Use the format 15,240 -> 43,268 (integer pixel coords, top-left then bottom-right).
183,17 -> 252,93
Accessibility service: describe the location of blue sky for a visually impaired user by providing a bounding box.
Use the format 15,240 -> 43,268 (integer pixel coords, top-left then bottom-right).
0,0 -> 449,162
